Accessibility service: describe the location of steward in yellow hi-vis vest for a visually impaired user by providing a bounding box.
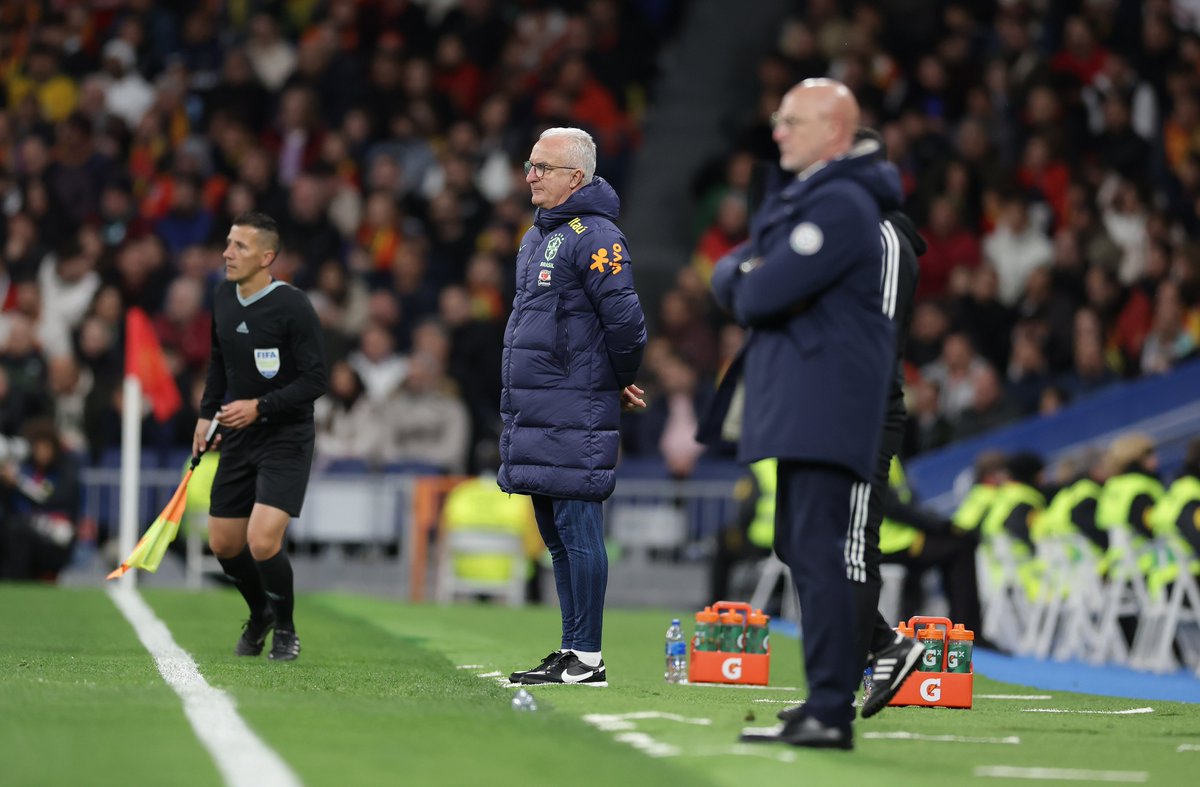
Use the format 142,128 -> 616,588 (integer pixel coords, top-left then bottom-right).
1096,433 -> 1163,577
709,458 -> 776,602
1146,438 -> 1200,595
951,450 -> 1009,537
441,475 -> 543,590
878,456 -> 985,635
979,452 -> 1046,601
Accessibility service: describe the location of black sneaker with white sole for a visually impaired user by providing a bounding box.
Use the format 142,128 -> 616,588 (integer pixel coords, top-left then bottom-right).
509,651 -> 567,683
234,610 -> 275,656
519,653 -> 607,685
268,628 -> 301,661
860,633 -> 924,718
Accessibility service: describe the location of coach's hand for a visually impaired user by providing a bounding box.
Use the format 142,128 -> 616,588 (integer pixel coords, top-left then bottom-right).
621,384 -> 647,411
193,418 -> 222,457
217,399 -> 260,430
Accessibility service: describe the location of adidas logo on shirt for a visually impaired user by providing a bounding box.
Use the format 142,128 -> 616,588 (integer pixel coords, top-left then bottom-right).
236,322 -> 249,334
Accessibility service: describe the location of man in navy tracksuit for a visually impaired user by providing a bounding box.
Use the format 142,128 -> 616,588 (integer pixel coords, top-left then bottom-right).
703,80 -> 899,749
500,127 -> 647,686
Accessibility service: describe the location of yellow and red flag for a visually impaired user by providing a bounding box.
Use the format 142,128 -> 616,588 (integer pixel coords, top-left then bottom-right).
106,468 -> 192,579
126,307 -> 181,422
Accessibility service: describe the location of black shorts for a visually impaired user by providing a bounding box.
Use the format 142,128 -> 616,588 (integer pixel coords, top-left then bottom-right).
209,422 -> 315,518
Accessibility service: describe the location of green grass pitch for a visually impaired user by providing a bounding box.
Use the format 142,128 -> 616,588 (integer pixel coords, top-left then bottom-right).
1,585 -> 1198,786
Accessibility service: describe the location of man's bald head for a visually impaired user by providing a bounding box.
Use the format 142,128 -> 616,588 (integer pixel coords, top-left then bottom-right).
772,78 -> 861,173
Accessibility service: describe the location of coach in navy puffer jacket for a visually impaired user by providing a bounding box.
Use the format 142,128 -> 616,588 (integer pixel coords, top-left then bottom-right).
498,141 -> 646,502
501,128 -> 646,684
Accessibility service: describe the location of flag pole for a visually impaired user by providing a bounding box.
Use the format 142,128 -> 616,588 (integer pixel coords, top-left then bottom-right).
118,374 -> 143,590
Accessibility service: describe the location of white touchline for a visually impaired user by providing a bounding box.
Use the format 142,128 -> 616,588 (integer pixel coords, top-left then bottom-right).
863,732 -> 1020,745
474,671 -> 502,678
975,766 -> 1148,782
1179,744 -> 1200,752
455,664 -> 484,669
976,694 -> 1052,700
1022,707 -> 1153,715
108,586 -> 302,787
751,698 -> 805,704
682,681 -> 800,691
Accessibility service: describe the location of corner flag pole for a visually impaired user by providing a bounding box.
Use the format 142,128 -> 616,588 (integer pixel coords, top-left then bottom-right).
117,375 -> 143,589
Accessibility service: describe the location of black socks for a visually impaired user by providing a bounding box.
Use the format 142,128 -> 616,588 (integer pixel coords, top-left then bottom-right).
218,547 -> 270,621
256,549 -> 295,630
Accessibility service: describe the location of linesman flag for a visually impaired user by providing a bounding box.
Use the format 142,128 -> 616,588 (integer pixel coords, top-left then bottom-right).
107,421 -> 219,579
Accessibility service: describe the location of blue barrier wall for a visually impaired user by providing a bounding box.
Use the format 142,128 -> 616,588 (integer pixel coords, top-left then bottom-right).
907,358 -> 1200,513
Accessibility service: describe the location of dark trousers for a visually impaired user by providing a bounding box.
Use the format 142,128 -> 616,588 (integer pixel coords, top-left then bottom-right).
531,495 -> 607,652
852,418 -> 909,666
774,461 -> 859,731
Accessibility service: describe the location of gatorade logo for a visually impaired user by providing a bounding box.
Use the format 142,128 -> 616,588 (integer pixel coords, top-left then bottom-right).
948,652 -> 960,671
919,678 -> 942,702
922,649 -> 939,669
721,658 -> 743,680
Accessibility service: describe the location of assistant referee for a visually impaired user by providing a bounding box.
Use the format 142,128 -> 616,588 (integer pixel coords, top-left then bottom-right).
197,211 -> 327,662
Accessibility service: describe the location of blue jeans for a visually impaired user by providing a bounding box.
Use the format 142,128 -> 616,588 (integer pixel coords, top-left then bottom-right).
531,496 -> 607,652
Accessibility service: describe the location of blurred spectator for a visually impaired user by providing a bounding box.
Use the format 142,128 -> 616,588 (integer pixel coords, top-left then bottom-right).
153,277 -> 211,376
982,193 -> 1053,306
1006,325 -> 1053,415
380,350 -> 470,474
1059,308 -> 1119,399
953,365 -> 1021,440
0,419 -> 80,582
37,238 -> 101,359
314,360 -> 378,465
950,263 -> 1014,372
691,192 -> 748,283
348,320 -> 407,404
101,39 -> 154,132
1141,280 -> 1198,375
920,332 -> 990,421
918,195 -> 981,301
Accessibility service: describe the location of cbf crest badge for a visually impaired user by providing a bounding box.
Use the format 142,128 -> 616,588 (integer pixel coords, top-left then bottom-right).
544,232 -> 565,261
254,348 -> 281,379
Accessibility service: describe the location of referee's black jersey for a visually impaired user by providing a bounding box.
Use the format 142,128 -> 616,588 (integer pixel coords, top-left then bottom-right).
200,280 -> 328,425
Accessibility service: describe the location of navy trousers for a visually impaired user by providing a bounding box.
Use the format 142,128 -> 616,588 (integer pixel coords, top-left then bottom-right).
531,495 -> 607,652
773,460 -> 860,732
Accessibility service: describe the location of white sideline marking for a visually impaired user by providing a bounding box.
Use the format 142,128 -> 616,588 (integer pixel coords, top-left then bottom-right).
612,732 -> 679,758
108,586 -> 302,787
683,681 -> 799,691
975,766 -> 1148,782
863,731 -> 1020,745
1022,707 -> 1153,715
475,671 -> 502,678
456,664 -> 484,670
977,694 -> 1052,700
583,712 -> 712,731
693,745 -> 797,763
751,698 -> 804,704
1179,744 -> 1200,752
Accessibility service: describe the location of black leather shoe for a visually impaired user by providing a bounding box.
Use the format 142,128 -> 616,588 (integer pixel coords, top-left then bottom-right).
776,702 -> 804,722
740,715 -> 853,750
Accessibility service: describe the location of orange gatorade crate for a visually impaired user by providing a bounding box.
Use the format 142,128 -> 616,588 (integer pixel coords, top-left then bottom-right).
688,601 -> 770,686
887,615 -> 974,709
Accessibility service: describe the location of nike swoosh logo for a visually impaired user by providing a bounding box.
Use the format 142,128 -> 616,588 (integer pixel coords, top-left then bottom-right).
562,667 -> 602,683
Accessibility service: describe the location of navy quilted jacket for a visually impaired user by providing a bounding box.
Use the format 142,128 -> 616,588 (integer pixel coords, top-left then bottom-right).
498,178 -> 646,501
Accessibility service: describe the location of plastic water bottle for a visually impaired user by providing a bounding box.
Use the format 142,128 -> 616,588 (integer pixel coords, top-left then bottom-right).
511,688 -> 538,712
665,618 -> 687,683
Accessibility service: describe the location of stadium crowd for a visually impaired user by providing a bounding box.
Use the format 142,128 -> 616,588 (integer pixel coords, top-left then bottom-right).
0,0 -> 675,484
3,0 -> 1200,559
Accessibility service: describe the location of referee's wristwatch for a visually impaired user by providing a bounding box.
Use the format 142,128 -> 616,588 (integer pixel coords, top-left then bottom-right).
739,257 -> 762,274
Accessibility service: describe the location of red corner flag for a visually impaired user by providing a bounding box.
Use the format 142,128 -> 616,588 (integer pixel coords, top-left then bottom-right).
126,307 -> 182,422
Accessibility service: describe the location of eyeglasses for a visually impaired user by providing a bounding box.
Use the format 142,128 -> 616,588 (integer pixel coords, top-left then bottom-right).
524,160 -> 576,178
770,113 -> 803,130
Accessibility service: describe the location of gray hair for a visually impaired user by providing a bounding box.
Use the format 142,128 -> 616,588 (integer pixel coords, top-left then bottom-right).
538,127 -> 596,183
